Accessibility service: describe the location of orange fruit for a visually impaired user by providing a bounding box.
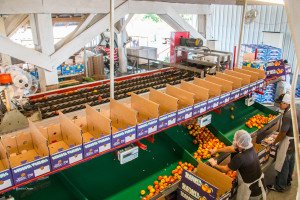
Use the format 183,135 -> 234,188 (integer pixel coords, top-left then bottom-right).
140,190 -> 146,195
154,181 -> 158,185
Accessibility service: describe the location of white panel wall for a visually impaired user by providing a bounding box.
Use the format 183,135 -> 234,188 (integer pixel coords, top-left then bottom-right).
211,4 -> 296,71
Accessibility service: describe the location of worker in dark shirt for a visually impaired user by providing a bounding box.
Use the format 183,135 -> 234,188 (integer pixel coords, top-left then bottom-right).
209,130 -> 266,200
267,93 -> 300,192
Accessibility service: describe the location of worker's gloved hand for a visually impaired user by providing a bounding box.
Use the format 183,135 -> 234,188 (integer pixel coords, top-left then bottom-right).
208,158 -> 217,167
209,149 -> 217,155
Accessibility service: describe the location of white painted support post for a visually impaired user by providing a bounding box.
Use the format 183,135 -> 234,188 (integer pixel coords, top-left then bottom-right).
235,0 -> 247,68
0,17 -> 12,66
284,0 -> 300,198
116,18 -> 128,73
110,0 -> 115,99
30,14 -> 58,92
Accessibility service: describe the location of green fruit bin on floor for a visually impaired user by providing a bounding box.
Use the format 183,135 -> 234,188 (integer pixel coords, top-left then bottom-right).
209,98 -> 278,145
9,133 -> 197,200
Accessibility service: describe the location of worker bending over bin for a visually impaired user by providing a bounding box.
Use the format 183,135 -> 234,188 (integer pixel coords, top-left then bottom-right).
208,130 -> 266,200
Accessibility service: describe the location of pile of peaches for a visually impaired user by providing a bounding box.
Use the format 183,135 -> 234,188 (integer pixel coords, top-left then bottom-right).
140,161 -> 195,200
245,114 -> 276,129
187,124 -> 226,160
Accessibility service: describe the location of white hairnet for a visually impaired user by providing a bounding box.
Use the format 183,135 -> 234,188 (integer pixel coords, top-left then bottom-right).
233,130 -> 253,150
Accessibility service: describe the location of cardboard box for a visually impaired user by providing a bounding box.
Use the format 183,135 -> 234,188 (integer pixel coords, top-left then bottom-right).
73,105 -> 112,158
239,85 -> 249,96
225,70 -> 251,86
165,84 -> 195,123
109,99 -> 137,148
206,75 -> 234,94
206,96 -> 220,111
216,72 -> 242,90
39,112 -> 83,170
127,93 -> 159,139
193,78 -> 222,98
196,162 -> 233,199
1,121 -> 51,184
254,143 -> 270,165
0,143 -> 13,190
149,89 -> 178,130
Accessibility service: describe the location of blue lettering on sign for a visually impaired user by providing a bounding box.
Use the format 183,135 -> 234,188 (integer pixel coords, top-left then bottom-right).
85,141 -> 98,148
113,131 -> 125,138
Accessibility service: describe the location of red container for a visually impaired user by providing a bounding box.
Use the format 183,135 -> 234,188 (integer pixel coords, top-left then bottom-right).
0,74 -> 13,85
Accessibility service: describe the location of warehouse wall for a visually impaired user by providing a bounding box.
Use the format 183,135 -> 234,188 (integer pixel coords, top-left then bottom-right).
210,4 -> 297,69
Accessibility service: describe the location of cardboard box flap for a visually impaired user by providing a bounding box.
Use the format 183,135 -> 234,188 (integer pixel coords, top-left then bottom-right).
180,81 -> 209,102
166,84 -> 195,107
234,68 -> 259,82
193,78 -> 222,97
149,88 -> 178,113
86,105 -> 112,138
131,93 -> 159,120
59,112 -> 83,146
225,70 -> 251,85
15,131 -> 33,152
73,117 -> 88,133
29,121 -> 49,156
46,124 -> 63,144
242,67 -> 266,79
216,72 -> 242,89
196,162 -> 232,198
1,135 -> 18,155
205,75 -> 233,93
0,142 -> 9,169
110,99 -> 138,127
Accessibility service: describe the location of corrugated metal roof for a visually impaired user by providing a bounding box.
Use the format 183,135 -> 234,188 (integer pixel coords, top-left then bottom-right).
211,4 -> 296,69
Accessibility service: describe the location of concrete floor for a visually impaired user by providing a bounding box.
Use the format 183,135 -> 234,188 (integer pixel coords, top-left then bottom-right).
264,161 -> 298,200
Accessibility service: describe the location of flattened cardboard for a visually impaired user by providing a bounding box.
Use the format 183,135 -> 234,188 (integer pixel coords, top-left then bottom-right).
180,81 -> 209,103
242,67 -> 266,79
110,99 -> 137,147
0,143 -> 13,190
234,68 -> 259,83
2,121 -> 51,185
193,78 -> 222,97
216,72 -> 242,89
81,105 -> 112,157
205,75 -> 233,93
196,162 -> 232,198
149,89 -> 178,130
225,70 -> 251,86
131,94 -> 159,138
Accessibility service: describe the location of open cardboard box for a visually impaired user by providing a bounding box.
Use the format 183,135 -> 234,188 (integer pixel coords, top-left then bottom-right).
193,78 -> 221,111
1,121 -> 51,184
73,105 -> 112,158
180,81 -> 209,117
149,88 -> 179,130
165,84 -> 195,123
242,66 -> 266,79
196,162 -> 233,200
105,99 -> 137,148
205,75 -> 235,105
225,70 -> 252,97
0,142 -> 13,190
39,112 -> 83,170
127,93 -> 159,139
234,68 -> 261,93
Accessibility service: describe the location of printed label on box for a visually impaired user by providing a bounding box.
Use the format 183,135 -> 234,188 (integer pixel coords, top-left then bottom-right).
158,111 -> 177,130
266,60 -> 286,80
207,97 -> 220,111
83,134 -> 111,158
111,126 -> 136,148
240,85 -> 249,96
249,82 -> 257,92
256,79 -> 264,88
12,157 -> 50,184
177,106 -> 193,123
51,146 -> 83,170
0,170 -> 13,190
230,89 -> 241,101
177,189 -> 198,200
193,101 -> 207,117
179,170 -> 218,199
136,118 -> 158,139
219,92 -> 231,105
